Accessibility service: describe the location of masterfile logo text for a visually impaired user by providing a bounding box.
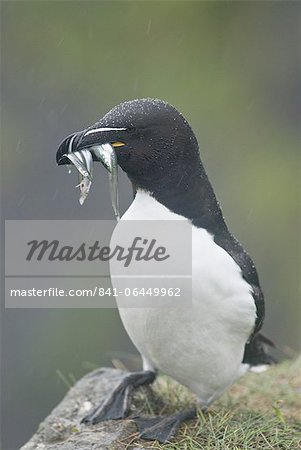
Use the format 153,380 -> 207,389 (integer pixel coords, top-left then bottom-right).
26,237 -> 170,267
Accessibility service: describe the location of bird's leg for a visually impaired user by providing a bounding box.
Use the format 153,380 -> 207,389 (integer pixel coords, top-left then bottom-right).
81,370 -> 156,424
133,407 -> 197,443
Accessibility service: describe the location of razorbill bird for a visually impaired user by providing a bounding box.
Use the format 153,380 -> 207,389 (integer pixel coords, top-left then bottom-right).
56,98 -> 274,442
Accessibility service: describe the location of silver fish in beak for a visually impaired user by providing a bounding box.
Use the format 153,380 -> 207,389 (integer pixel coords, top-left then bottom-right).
76,177 -> 92,205
62,144 -> 120,220
64,150 -> 93,205
91,144 -> 120,221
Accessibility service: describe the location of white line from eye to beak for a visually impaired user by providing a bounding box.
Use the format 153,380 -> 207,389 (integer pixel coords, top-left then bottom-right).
84,127 -> 127,136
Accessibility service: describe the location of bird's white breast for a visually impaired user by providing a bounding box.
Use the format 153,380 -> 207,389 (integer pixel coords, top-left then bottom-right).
110,191 -> 256,405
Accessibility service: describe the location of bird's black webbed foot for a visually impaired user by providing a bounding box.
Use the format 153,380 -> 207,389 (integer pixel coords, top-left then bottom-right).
81,370 -> 156,425
133,407 -> 197,443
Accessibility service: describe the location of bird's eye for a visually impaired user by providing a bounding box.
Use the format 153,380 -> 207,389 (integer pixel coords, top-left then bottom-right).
126,127 -> 136,134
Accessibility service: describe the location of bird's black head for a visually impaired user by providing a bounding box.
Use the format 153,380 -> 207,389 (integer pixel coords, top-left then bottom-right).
57,98 -> 224,227
56,98 -> 201,192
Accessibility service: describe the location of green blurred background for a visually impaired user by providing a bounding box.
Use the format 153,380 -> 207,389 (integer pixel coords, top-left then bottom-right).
1,1 -> 300,449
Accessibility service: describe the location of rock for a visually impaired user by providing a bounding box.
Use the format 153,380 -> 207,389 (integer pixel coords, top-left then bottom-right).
20,368 -> 145,450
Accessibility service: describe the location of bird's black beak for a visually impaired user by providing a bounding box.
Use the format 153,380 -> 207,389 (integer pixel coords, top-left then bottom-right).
56,128 -> 126,166
56,132 -> 84,165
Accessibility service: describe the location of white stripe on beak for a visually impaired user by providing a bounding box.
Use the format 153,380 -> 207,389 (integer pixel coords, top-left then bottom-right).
68,134 -> 76,153
84,127 -> 126,136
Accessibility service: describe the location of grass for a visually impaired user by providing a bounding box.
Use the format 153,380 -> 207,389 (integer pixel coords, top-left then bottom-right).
120,357 -> 301,449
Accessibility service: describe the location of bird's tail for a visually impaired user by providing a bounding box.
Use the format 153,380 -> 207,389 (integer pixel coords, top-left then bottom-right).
243,332 -> 277,371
